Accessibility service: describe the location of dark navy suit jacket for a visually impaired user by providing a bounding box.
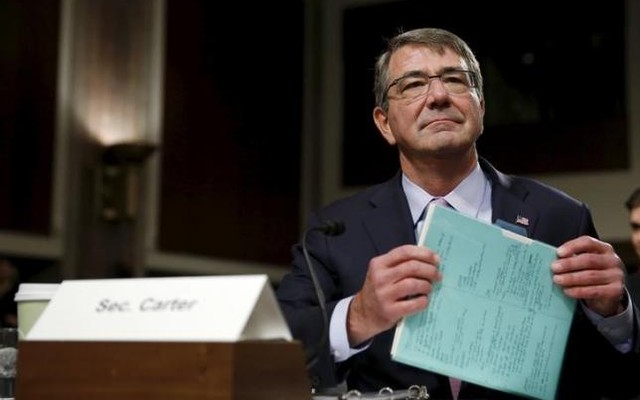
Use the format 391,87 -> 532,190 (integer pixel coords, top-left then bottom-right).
277,158 -> 640,399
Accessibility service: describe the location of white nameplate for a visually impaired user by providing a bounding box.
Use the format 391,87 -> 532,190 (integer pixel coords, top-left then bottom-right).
27,275 -> 292,342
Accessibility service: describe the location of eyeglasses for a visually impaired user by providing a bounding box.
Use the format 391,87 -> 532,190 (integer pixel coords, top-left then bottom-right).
384,70 -> 478,102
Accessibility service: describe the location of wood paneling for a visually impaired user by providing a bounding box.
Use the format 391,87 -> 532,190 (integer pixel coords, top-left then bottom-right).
0,0 -> 60,234
159,1 -> 304,264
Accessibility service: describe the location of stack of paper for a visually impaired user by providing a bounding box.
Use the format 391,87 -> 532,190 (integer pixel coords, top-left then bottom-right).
391,205 -> 576,400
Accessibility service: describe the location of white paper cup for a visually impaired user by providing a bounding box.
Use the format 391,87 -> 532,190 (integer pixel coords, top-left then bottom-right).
14,283 -> 60,339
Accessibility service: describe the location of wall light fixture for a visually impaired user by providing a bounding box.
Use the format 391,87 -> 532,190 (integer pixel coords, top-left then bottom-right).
97,142 -> 156,222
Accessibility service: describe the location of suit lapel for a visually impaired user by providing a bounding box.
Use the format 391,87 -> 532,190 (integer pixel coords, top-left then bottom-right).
480,158 -> 538,238
362,173 -> 416,254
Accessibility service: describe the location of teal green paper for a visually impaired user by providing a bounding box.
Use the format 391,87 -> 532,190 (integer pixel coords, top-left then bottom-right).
391,205 -> 576,400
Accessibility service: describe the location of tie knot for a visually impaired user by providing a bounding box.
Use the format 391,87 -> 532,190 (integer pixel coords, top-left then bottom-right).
415,198 -> 450,240
416,198 -> 449,227
430,197 -> 450,208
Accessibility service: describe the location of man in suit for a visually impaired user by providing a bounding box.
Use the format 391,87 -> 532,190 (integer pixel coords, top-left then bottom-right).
625,188 -> 640,307
276,28 -> 639,399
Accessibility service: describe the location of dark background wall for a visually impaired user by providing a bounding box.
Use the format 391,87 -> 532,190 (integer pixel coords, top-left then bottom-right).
159,1 -> 304,264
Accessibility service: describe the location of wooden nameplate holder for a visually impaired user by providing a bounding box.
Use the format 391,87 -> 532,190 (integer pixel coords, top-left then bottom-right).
16,340 -> 311,400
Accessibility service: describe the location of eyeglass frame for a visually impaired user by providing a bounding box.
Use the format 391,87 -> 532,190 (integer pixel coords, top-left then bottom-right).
382,68 -> 479,103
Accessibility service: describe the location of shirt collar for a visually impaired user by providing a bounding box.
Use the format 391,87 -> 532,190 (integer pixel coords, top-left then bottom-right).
402,163 -> 488,225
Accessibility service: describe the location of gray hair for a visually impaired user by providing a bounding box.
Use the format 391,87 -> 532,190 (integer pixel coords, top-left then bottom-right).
373,28 -> 484,111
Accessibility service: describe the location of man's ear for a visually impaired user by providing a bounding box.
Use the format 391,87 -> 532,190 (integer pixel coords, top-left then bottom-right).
478,98 -> 485,136
373,106 -> 396,145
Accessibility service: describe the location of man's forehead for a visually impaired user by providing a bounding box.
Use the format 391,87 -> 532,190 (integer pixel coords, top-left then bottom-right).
389,45 -> 466,73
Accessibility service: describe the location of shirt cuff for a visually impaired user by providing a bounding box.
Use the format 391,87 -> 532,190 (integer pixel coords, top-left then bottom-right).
330,296 -> 371,362
581,289 -> 634,353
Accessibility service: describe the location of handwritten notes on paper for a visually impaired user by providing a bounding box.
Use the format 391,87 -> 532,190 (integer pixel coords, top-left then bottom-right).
391,205 -> 576,400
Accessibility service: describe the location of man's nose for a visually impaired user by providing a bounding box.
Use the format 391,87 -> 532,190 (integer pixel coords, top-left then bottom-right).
425,77 -> 449,104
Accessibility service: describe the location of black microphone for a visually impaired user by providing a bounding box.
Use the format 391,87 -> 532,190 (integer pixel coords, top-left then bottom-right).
315,219 -> 346,237
302,219 -> 345,369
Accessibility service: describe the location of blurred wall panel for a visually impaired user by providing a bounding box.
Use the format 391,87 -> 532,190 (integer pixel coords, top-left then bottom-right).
158,1 -> 304,265
0,0 -> 59,235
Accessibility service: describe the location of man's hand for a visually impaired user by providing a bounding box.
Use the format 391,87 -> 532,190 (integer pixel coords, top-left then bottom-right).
347,244 -> 442,347
552,236 -> 626,316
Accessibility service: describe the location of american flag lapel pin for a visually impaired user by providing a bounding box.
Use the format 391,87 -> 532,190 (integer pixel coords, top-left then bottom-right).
515,215 -> 529,226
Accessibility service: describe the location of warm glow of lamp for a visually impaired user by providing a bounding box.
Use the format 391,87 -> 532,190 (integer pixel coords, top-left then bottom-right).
73,43 -> 150,146
77,87 -> 145,146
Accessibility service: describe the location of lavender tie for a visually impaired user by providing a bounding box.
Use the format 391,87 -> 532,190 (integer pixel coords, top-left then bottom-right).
415,197 -> 450,239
